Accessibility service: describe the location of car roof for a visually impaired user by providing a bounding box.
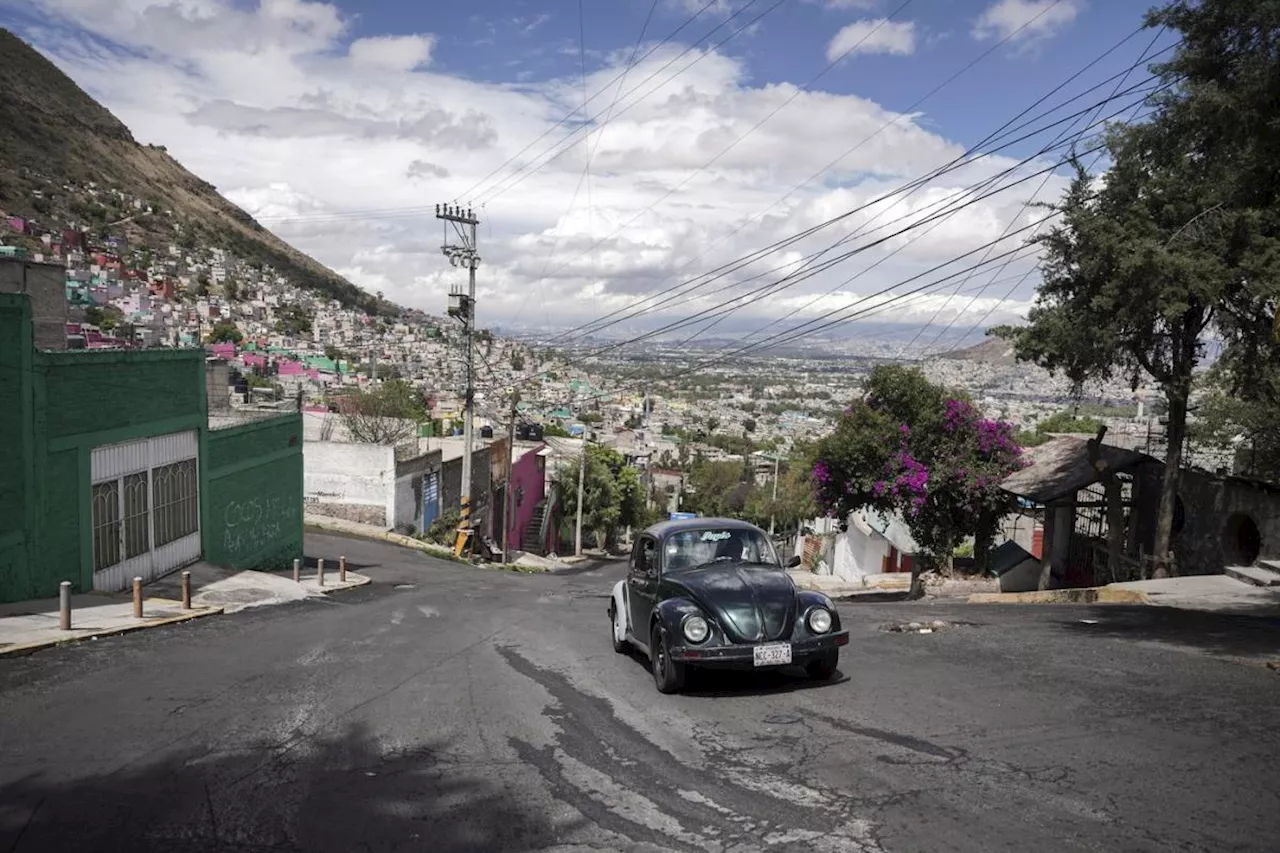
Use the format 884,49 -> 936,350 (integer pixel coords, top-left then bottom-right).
642,517 -> 766,540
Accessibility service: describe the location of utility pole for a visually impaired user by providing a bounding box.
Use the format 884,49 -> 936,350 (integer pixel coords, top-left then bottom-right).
768,452 -> 780,537
438,203 -> 481,558
502,390 -> 520,567
574,420 -> 587,557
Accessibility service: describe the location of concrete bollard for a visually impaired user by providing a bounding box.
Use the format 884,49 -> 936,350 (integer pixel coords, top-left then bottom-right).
317,558 -> 325,587
339,555 -> 347,583
132,577 -> 143,618
293,558 -> 301,584
181,571 -> 192,610
59,581 -> 72,631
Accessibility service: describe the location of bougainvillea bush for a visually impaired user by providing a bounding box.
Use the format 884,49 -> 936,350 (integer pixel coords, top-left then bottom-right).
811,366 -> 1025,573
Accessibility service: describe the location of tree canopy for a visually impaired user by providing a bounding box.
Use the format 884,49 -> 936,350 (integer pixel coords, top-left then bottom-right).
338,380 -> 428,445
811,366 -> 1024,583
992,0 -> 1280,573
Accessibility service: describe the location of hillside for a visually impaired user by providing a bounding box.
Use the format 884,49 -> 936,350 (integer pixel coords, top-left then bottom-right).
0,28 -> 382,314
937,336 -> 1019,367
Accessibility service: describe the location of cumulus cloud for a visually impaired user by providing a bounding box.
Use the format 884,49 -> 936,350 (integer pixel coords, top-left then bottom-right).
13,0 -> 1060,336
826,18 -> 917,61
347,34 -> 435,71
971,0 -> 1084,43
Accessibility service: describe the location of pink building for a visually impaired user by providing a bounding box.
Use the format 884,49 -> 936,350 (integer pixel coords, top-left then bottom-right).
505,445 -> 548,553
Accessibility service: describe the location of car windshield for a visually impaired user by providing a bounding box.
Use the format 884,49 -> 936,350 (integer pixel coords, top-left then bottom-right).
664,527 -> 779,572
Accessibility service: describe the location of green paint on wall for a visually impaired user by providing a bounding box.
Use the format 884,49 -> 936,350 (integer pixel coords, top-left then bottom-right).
202,414 -> 304,571
0,296 -> 33,602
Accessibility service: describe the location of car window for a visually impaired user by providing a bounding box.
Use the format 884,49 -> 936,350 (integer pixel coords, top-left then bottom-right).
664,527 -> 779,573
636,537 -> 657,575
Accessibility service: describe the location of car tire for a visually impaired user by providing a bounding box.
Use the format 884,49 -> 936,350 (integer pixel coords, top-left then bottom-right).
805,651 -> 839,681
610,602 -> 628,654
651,624 -> 686,694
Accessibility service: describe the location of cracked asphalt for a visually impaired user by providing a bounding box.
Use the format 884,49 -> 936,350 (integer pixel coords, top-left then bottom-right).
1,532 -> 1278,852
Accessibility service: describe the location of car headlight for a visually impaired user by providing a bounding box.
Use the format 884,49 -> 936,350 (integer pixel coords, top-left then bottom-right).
807,607 -> 833,634
682,615 -> 710,643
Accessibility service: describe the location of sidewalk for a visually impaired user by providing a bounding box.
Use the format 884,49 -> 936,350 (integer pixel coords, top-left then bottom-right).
0,561 -> 370,659
1112,575 -> 1280,616
788,570 -> 913,600
304,513 -> 579,572
0,591 -> 220,658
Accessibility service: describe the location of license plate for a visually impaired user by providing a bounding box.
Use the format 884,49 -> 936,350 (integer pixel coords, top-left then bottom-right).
753,642 -> 792,667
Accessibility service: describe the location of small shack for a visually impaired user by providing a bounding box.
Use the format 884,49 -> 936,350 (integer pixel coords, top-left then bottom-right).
999,435 -> 1161,589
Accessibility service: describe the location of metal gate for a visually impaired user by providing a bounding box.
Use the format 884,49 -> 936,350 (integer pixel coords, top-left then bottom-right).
421,470 -> 440,530
90,430 -> 201,591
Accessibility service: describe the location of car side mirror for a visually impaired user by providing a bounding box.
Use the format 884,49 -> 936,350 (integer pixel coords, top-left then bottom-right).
785,555 -> 801,568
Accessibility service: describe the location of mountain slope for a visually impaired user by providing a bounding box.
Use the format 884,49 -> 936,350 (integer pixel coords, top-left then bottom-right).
937,336 -> 1019,366
0,28 -> 380,313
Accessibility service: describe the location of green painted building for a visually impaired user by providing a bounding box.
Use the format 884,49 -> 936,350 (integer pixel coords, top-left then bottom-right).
0,292 -> 304,604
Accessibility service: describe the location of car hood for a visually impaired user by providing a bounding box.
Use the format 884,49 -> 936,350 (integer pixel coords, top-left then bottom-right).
666,564 -> 797,643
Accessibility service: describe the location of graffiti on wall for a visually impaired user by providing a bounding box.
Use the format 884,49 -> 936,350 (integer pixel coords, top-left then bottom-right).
221,494 -> 300,561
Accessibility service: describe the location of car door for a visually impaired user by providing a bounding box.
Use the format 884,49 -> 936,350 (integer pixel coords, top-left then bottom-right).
627,534 -> 659,644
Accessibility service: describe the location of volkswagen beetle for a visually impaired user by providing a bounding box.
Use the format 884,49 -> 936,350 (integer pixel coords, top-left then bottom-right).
609,517 -> 848,693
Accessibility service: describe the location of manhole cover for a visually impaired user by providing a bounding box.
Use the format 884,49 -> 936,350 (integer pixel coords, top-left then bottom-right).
882,620 -> 977,633
763,713 -> 803,725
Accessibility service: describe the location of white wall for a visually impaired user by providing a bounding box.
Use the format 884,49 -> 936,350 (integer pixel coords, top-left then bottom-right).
303,440 -> 395,528
831,513 -> 890,584
394,472 -> 417,531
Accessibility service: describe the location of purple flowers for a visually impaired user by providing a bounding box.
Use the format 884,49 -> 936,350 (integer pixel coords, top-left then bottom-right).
812,459 -> 832,486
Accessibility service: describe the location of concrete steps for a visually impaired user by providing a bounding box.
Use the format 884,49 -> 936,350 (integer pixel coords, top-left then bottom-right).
1224,563 -> 1280,587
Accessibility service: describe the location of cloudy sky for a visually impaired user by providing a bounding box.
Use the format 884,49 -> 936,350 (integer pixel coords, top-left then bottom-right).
0,0 -> 1171,352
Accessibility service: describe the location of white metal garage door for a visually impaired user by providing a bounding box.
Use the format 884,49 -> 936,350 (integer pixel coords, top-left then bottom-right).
90,430 -> 201,592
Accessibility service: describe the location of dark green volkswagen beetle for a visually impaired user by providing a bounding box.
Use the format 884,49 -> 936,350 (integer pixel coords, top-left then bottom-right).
609,517 -> 847,694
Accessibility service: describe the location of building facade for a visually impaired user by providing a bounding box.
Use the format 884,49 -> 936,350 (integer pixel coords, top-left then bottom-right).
0,291 -> 303,603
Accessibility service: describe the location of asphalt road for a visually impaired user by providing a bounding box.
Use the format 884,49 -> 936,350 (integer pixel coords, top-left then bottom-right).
1,533 -> 1278,853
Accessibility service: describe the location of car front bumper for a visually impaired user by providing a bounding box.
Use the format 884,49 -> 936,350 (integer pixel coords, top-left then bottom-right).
668,631 -> 849,668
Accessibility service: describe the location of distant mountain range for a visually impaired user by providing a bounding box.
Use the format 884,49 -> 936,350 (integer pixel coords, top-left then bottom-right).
0,29 -> 381,314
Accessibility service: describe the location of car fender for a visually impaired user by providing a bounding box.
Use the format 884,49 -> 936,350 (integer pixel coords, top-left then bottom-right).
650,597 -> 704,642
796,590 -> 843,632
610,579 -> 629,636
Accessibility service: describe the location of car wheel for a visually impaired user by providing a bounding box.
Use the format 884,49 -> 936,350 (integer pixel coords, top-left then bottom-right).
610,602 -> 628,654
805,651 -> 839,681
650,624 -> 686,694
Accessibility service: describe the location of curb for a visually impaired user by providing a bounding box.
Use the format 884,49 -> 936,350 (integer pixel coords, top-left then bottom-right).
0,604 -> 225,659
305,518 -> 470,565
304,517 -> 551,573
967,588 -> 1152,605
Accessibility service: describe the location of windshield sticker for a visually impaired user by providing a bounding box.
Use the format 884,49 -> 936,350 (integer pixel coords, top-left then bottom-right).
700,531 -> 732,542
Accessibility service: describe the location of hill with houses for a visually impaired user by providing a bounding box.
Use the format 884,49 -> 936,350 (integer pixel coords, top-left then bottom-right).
0,28 -> 385,315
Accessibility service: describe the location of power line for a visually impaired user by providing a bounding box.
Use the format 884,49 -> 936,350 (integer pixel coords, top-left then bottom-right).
513,0 -> 661,326
526,0 -> 1073,296
519,83 -> 1157,387
915,26 -> 1172,357
541,35 -> 1173,348
474,0 -> 789,207
901,24 -> 1172,356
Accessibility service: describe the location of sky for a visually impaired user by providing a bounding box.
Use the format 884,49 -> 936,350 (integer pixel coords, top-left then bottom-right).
0,0 -> 1175,352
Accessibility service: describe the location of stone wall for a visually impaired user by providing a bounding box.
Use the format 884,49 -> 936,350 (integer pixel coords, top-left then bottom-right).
1172,468 -> 1280,574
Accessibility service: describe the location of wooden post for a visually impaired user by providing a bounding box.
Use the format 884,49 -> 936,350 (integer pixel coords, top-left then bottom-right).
293,558 -> 301,583
181,571 -> 192,609
339,556 -> 347,583
59,581 -> 72,630
317,558 -> 325,587
132,577 -> 143,618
